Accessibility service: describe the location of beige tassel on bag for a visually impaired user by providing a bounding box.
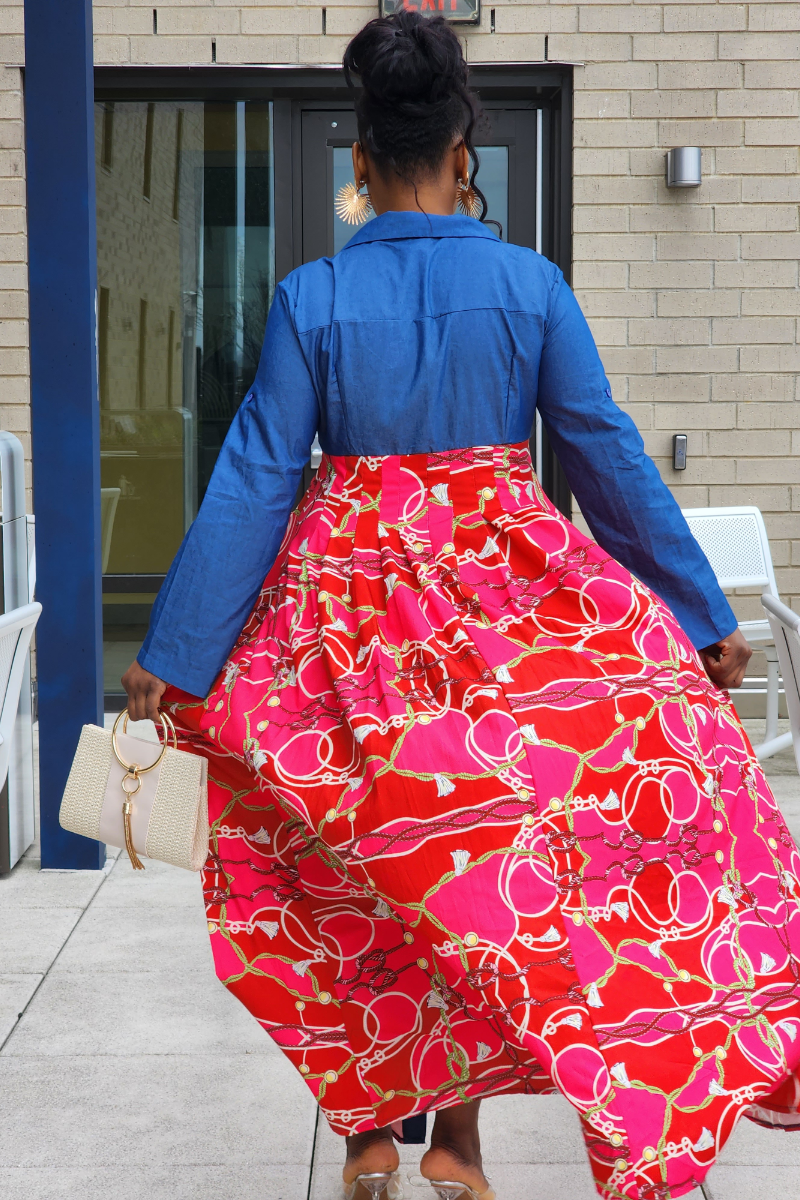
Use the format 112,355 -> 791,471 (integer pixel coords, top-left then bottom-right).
122,786 -> 146,871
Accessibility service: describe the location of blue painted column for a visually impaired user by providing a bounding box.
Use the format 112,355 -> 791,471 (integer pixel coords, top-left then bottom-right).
25,0 -> 105,868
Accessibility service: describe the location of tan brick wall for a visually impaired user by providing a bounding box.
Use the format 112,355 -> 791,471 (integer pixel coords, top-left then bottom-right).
0,17 -> 29,499
4,2 -> 800,632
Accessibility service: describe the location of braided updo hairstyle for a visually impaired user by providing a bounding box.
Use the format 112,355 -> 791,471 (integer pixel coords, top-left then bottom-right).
343,10 -> 488,221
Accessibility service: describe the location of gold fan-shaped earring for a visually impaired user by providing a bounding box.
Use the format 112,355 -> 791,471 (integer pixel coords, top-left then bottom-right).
335,179 -> 373,226
457,176 -> 481,219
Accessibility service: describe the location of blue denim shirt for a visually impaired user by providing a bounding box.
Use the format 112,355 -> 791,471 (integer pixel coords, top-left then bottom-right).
139,210 -> 736,697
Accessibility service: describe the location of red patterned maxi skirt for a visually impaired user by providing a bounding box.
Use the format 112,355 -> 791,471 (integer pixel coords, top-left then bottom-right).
166,442 -> 800,1199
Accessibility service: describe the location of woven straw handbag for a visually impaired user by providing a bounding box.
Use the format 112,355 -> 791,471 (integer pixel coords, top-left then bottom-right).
59,711 -> 209,872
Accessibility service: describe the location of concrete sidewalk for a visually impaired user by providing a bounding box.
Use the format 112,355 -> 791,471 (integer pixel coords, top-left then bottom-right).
0,721 -> 798,1200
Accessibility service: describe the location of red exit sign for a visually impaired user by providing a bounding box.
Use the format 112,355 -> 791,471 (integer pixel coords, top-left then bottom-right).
380,0 -> 481,25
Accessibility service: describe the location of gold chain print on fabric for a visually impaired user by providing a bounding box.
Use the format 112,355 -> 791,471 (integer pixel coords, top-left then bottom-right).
167,443 -> 800,1200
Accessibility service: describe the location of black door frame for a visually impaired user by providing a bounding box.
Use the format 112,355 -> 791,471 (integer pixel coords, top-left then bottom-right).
300,104 -> 540,263
95,62 -> 572,276
96,63 -> 574,513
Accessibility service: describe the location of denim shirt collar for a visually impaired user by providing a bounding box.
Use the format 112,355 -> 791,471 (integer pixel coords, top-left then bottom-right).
342,210 -> 500,250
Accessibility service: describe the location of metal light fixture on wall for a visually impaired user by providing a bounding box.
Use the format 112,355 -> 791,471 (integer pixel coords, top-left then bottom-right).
666,147 -> 702,188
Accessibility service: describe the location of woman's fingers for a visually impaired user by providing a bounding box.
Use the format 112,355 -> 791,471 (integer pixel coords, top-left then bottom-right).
725,629 -> 753,690
144,679 -> 167,723
124,674 -> 146,721
700,629 -> 752,690
121,661 -> 167,723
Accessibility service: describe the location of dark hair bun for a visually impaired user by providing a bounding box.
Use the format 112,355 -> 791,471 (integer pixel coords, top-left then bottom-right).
347,10 -> 467,112
343,10 -> 486,214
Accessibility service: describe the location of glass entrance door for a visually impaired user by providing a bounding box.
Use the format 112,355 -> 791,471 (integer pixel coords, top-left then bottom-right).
95,100 -> 275,704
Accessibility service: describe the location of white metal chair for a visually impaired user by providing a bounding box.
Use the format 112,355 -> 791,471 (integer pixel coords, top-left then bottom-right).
762,595 -> 800,773
682,505 -> 789,758
0,602 -> 42,793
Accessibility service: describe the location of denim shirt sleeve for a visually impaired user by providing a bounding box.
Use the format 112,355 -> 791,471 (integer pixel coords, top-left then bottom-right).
137,283 -> 320,697
536,270 -> 737,651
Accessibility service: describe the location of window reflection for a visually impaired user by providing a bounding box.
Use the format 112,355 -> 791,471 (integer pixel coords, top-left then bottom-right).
95,100 -> 275,698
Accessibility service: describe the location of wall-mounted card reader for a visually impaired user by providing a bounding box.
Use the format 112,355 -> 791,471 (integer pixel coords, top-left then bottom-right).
672,433 -> 687,471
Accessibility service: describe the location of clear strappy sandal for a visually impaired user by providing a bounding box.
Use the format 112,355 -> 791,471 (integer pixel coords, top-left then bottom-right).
427,1182 -> 496,1200
343,1171 -> 404,1200
408,1169 -> 496,1200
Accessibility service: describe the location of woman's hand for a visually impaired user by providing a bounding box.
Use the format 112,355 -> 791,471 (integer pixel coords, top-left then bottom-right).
699,628 -> 752,690
121,660 -> 168,722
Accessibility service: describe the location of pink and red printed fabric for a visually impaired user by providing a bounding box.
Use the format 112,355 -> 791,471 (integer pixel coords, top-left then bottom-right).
166,442 -> 800,1199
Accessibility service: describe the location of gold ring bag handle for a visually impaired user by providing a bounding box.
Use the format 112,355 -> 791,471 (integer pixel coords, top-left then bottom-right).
59,706 -> 209,873
111,710 -> 179,869
111,708 -> 178,772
